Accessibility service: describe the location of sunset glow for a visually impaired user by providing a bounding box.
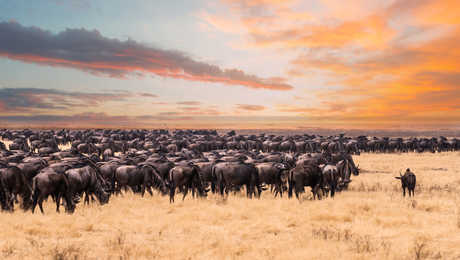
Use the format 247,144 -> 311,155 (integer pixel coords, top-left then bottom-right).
0,0 -> 459,129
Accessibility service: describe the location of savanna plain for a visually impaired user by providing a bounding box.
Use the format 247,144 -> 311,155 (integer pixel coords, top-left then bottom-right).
1,152 -> 460,259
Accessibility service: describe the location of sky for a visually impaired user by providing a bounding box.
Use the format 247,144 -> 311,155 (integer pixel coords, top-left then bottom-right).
0,0 -> 459,129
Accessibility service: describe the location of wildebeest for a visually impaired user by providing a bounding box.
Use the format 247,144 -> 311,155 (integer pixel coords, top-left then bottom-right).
0,166 -> 33,211
168,164 -> 208,203
0,141 -> 6,151
194,161 -> 217,193
31,168 -> 76,214
336,158 -> 359,190
395,168 -> 416,197
113,164 -> 167,196
17,158 -> 49,185
288,162 -> 322,200
321,164 -> 339,198
213,162 -> 261,199
66,165 -> 110,205
255,162 -> 288,198
0,176 -> 13,211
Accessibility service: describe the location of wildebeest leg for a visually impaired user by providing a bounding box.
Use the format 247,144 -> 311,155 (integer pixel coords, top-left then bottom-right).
115,182 -> 121,196
312,185 -> 320,200
330,184 -> 335,198
147,186 -> 153,196
316,185 -> 322,200
182,186 -> 189,201
277,181 -> 283,198
141,184 -> 146,197
402,186 -> 406,197
55,192 -> 61,213
38,196 -> 45,214
295,187 -> 301,200
211,182 -> 216,193
6,194 -> 14,212
84,192 -> 90,205
248,184 -> 255,199
225,185 -> 230,198
220,183 -> 226,197
169,185 -> 175,203
31,188 -> 40,214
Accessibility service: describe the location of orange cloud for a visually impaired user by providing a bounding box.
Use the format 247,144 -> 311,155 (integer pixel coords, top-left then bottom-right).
248,14 -> 395,50
236,104 -> 266,111
206,0 -> 460,127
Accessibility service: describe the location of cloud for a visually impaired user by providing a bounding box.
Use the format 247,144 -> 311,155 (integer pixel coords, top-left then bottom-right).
177,101 -> 201,105
178,106 -> 201,111
138,93 -> 158,98
0,112 -> 195,128
157,112 -> 180,116
202,0 -> 460,127
236,104 -> 265,111
0,21 -> 293,91
0,87 -> 130,113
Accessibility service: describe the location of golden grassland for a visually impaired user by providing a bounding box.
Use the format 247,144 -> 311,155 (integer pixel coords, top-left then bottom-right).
1,153 -> 460,259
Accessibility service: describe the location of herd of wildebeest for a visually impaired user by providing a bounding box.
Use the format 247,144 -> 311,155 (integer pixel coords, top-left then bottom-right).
0,128 -> 453,214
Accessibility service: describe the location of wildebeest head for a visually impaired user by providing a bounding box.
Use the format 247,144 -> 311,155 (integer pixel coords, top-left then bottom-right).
353,164 -> 360,176
190,164 -> 208,197
142,164 -> 168,195
274,162 -> 288,171
65,200 -> 76,214
96,189 -> 110,205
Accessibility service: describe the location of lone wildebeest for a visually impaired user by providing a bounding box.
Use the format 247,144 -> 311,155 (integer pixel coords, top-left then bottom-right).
395,168 -> 416,197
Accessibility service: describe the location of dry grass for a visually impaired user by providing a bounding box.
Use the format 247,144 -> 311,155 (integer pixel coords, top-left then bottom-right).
1,152 -> 460,259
